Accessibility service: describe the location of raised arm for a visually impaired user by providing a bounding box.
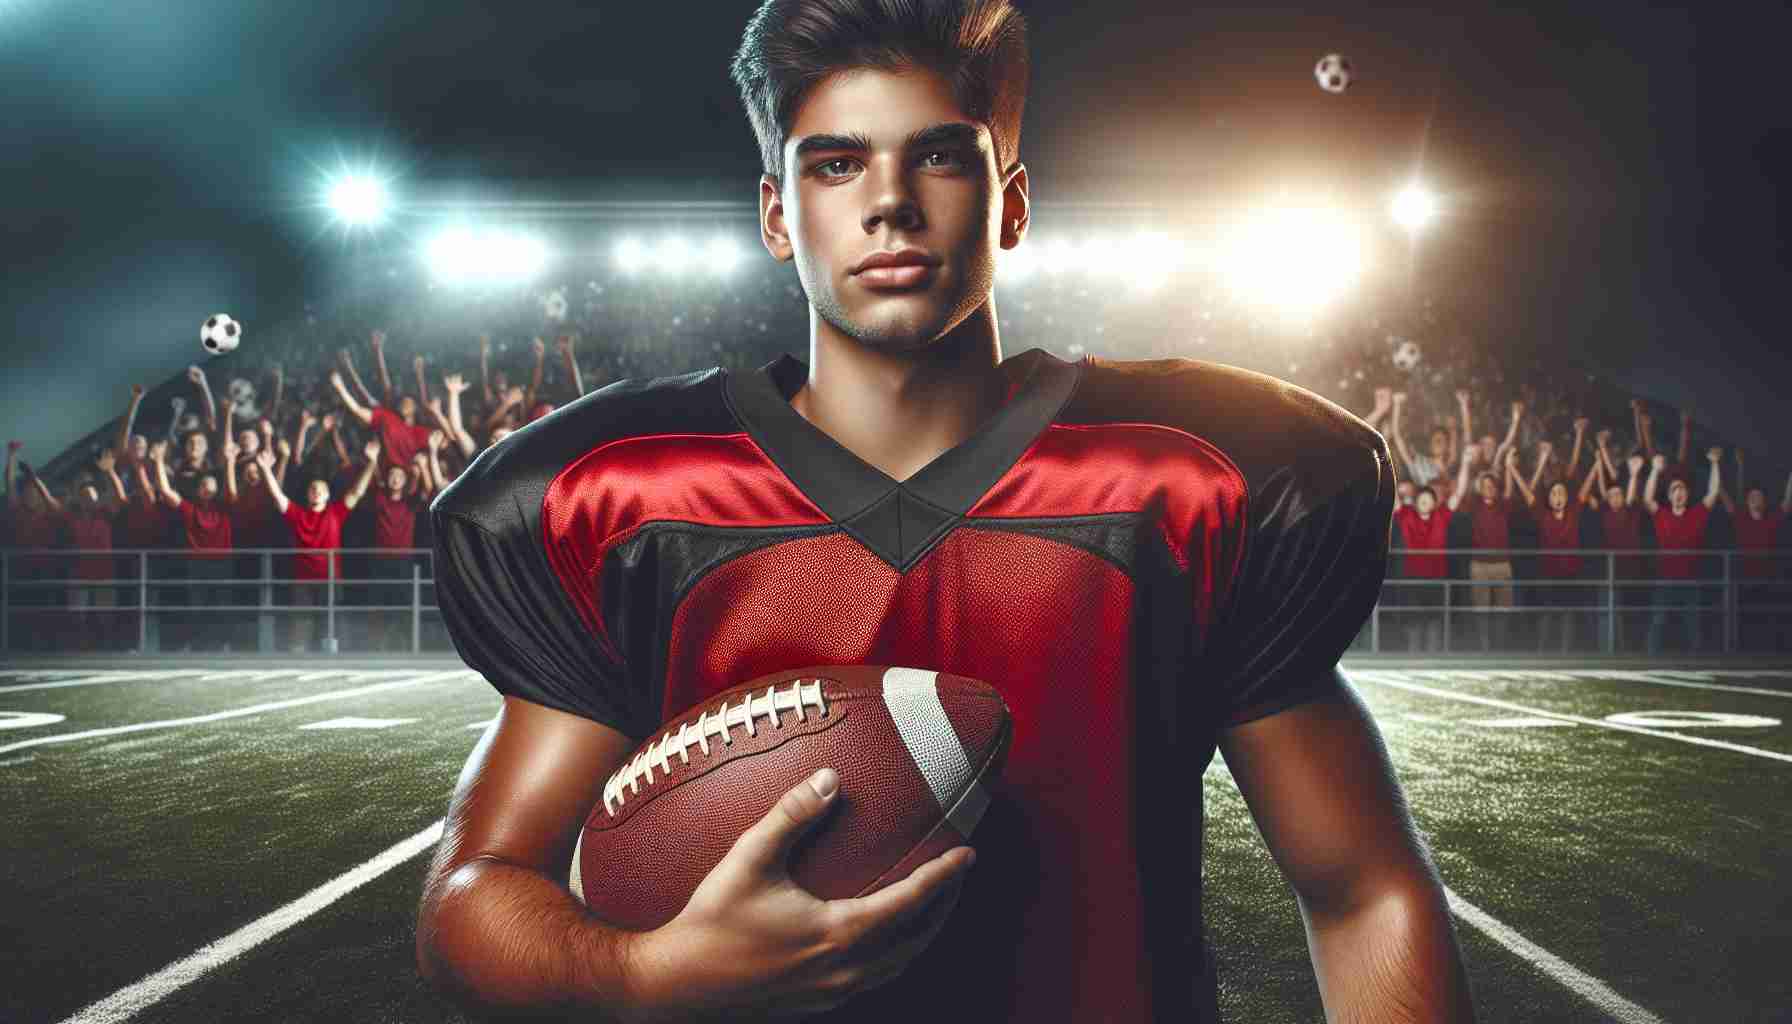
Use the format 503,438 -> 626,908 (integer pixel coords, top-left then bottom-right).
1637,407 -> 1657,464
414,353 -> 431,408
266,364 -> 285,424
149,442 -> 182,508
1446,443 -> 1474,512
1456,389 -> 1473,457
422,395 -> 455,439
254,449 -> 289,516
1503,448 -> 1519,501
329,370 -> 375,427
1510,449 -> 1537,506
1387,391 -> 1415,468
187,365 -> 218,433
1492,400 -> 1523,470
329,421 -> 351,469
1702,447 -> 1721,509
1527,442 -> 1551,496
24,466 -> 61,513
132,458 -> 156,510
1565,418 -> 1588,481
1782,469 -> 1792,515
218,396 -> 236,453
1630,399 -> 1653,460
1578,454 -> 1602,507
5,440 -> 19,509
478,334 -> 496,407
525,337 -> 547,413
221,437 -> 240,503
556,334 -> 584,399
115,384 -> 144,468
343,440 -> 381,511
291,410 -> 316,473
97,449 -> 128,505
1676,408 -> 1693,469
423,432 -> 446,497
1625,454 -> 1644,508
1361,387 -> 1392,431
338,348 -> 378,410
1595,429 -> 1618,485
371,330 -> 396,406
1643,454 -> 1665,515
274,436 -> 293,487
485,385 -> 524,435
442,374 -> 478,459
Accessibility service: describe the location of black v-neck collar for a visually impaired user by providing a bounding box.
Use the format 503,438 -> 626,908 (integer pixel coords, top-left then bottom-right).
722,347 -> 1085,569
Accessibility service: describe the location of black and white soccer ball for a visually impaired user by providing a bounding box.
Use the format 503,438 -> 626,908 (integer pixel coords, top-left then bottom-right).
201,314 -> 241,355
1315,54 -> 1354,94
1392,338 -> 1422,371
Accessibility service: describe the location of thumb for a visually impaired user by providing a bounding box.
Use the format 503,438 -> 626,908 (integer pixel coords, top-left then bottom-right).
735,768 -> 840,875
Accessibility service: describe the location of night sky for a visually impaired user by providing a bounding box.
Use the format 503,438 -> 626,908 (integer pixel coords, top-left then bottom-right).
3,0 -> 1787,459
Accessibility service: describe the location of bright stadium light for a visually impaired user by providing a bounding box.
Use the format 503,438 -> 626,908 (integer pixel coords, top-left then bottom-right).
424,227 -> 550,285
1043,238 -> 1077,274
995,238 -> 1040,284
705,236 -> 743,276
1392,183 -> 1438,232
1219,202 -> 1365,318
325,172 -> 393,228
614,237 -> 648,274
654,236 -> 692,275
1123,229 -> 1186,294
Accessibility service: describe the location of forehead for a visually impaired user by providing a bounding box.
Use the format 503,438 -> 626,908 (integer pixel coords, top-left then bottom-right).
786,67 -> 984,163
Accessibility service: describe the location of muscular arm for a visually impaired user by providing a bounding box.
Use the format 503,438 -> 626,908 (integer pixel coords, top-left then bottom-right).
1219,689 -> 1476,1023
417,698 -> 649,1019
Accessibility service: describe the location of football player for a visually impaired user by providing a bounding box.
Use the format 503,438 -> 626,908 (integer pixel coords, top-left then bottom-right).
417,2 -> 1475,1021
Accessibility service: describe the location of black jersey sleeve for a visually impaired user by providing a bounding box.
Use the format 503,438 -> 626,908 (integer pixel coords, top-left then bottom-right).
433,507 -> 646,741
1209,442 -> 1395,729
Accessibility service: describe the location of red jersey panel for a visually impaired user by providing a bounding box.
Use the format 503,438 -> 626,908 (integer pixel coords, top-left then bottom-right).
432,349 -> 1394,1023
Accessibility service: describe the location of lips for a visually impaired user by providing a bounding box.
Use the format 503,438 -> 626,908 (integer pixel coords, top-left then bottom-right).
851,248 -> 941,275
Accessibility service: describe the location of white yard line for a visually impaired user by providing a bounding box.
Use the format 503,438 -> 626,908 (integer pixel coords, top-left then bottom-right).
56,820 -> 446,1024
0,671 -> 201,693
1348,670 -> 1792,764
1442,886 -> 1668,1024
0,671 -> 476,758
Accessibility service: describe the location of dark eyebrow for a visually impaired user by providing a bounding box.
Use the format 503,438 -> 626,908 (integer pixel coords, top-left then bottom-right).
791,122 -> 983,162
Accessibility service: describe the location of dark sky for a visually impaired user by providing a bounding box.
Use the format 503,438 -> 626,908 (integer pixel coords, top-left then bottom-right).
3,0 -> 1787,460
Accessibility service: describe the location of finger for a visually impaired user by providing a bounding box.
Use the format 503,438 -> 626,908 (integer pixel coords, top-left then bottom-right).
732,770 -> 841,874
844,875 -> 968,996
831,847 -> 973,941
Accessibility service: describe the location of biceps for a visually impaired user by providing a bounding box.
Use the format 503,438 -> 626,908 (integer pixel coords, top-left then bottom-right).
1217,686 -> 1428,912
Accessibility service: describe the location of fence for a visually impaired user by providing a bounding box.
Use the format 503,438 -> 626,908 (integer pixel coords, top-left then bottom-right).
2,545 -> 1790,656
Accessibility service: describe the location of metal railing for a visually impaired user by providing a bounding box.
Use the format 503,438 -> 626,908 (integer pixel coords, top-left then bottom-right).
2,545 -> 1790,656
0,547 -> 441,655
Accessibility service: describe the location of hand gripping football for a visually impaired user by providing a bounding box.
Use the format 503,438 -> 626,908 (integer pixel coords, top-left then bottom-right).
569,664 -> 1013,930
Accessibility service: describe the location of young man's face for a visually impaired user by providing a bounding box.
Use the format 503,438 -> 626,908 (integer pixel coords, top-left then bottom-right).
184,432 -> 208,463
1415,489 -> 1436,515
1605,485 -> 1625,507
197,475 -> 219,501
1668,480 -> 1689,510
763,66 -> 1026,355
1476,473 -> 1498,502
1548,482 -> 1568,511
1396,480 -> 1415,506
307,480 -> 330,509
385,466 -> 407,493
1746,488 -> 1766,516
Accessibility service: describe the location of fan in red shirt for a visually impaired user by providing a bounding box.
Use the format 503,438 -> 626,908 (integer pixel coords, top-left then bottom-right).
252,442 -> 378,653
1392,450 -> 1478,652
329,365 -> 434,474
365,430 -> 444,651
1733,466 -> 1792,648
1512,449 -> 1601,652
5,444 -> 65,652
150,438 -> 237,653
1643,449 -> 1722,654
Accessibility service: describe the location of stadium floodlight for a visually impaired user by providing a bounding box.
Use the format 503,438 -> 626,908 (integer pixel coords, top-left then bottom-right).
1043,238 -> 1078,274
1392,183 -> 1438,232
424,227 -> 550,285
613,237 -> 648,274
1123,229 -> 1186,295
654,236 -> 693,276
1219,202 -> 1364,318
705,236 -> 743,276
326,172 -> 392,229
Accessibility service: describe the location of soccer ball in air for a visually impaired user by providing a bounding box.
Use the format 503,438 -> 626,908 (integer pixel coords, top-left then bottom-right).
201,314 -> 240,354
1392,339 -> 1422,371
541,287 -> 568,322
1315,54 -> 1354,94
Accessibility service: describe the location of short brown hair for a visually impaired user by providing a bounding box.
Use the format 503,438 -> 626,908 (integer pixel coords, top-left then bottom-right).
730,0 -> 1029,189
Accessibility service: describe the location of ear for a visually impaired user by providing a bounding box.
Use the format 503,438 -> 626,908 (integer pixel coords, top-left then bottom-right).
999,162 -> 1030,251
760,175 -> 793,263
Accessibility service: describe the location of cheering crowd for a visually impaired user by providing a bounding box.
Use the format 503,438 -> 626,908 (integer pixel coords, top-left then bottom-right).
2,249 -> 1789,655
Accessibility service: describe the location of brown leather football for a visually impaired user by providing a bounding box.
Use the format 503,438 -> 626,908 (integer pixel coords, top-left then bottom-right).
569,664 -> 1013,930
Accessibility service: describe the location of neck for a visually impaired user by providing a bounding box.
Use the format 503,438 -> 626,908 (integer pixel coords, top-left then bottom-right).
793,306 -> 1008,484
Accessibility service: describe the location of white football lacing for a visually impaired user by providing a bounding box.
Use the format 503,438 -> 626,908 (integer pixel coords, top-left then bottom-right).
603,679 -> 828,816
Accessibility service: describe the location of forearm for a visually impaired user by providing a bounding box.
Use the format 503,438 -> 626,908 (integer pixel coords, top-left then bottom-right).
331,432 -> 351,467
418,857 -> 647,1022
415,363 -> 431,406
374,347 -> 394,404
117,396 -> 141,456
1303,879 -> 1477,1024
564,352 -> 584,399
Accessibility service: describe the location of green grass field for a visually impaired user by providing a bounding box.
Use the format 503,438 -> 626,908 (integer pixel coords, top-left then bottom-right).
3,658 -> 1788,1022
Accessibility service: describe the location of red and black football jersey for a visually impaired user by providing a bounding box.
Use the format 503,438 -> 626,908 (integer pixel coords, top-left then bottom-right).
432,347 -> 1395,1022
